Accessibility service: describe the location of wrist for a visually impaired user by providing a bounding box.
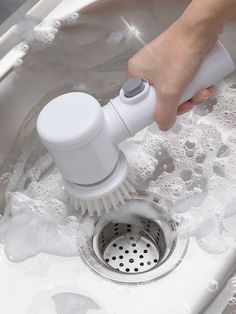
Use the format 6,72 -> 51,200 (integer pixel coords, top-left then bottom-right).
177,4 -> 222,52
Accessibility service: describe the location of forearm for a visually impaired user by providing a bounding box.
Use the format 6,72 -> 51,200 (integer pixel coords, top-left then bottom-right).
175,0 -> 236,53
188,0 -> 236,23
181,0 -> 236,31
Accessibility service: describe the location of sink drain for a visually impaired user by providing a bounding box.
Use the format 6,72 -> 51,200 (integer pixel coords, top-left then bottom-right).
96,219 -> 166,274
78,198 -> 189,284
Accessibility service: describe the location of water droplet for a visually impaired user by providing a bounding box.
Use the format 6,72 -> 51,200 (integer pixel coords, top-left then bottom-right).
15,58 -> 23,68
54,20 -> 61,28
207,279 -> 218,292
67,12 -> 80,24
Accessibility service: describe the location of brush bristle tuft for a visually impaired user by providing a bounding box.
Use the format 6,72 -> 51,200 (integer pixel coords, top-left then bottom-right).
70,174 -> 136,216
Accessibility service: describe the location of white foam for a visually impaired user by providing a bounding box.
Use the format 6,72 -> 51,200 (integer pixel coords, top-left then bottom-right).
16,17 -> 61,52
121,79 -> 236,255
1,79 -> 236,261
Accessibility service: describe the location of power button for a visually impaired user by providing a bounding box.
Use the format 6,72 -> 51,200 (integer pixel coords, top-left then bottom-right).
122,77 -> 145,98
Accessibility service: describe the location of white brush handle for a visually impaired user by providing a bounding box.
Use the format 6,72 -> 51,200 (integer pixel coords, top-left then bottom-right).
107,41 -> 235,142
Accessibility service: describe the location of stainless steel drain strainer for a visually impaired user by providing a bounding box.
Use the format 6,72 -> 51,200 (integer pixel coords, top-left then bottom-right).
78,198 -> 189,284
97,219 -> 166,274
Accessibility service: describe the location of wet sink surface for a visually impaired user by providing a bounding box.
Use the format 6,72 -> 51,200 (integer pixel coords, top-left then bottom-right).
0,1 -> 236,314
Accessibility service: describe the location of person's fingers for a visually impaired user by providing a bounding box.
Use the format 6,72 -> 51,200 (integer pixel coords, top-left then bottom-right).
177,85 -> 215,115
191,86 -> 214,104
177,101 -> 194,115
206,85 -> 215,94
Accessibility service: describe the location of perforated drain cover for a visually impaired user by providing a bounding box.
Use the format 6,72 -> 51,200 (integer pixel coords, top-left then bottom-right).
98,219 -> 166,274
78,198 -> 189,284
103,233 -> 159,273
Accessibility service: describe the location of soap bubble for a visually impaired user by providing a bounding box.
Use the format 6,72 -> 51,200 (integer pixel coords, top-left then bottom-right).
229,297 -> 236,306
0,172 -> 11,184
14,58 -> 23,68
207,278 -> 219,292
18,43 -> 29,52
2,78 -> 236,263
228,277 -> 236,293
67,12 -> 80,24
54,20 -> 61,28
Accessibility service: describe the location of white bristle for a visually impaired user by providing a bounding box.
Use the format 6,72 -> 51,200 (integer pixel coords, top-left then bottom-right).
95,200 -> 102,216
102,197 -> 110,214
71,173 -> 136,216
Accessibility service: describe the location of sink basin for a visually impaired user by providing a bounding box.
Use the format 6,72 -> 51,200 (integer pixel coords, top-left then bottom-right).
0,1 -> 236,313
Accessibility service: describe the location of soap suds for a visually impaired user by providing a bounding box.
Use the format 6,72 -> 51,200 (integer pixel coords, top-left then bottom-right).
121,79 -> 236,254
0,79 -> 236,261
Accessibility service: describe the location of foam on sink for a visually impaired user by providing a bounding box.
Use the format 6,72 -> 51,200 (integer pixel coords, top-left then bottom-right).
15,9 -> 81,55
0,79 -> 236,262
0,150 -> 83,262
121,79 -> 236,254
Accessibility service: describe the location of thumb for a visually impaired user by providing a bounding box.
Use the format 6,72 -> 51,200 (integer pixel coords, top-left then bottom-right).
154,85 -> 180,131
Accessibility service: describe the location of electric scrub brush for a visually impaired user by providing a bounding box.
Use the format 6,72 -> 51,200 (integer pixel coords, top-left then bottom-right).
37,41 -> 235,216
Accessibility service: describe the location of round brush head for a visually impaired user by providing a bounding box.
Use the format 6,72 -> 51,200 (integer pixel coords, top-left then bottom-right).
63,152 -> 136,216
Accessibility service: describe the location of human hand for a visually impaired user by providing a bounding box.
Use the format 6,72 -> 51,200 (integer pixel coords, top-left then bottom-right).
127,15 -> 220,131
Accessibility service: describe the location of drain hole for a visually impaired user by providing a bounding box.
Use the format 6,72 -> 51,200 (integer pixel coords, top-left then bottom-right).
80,200 -> 189,283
